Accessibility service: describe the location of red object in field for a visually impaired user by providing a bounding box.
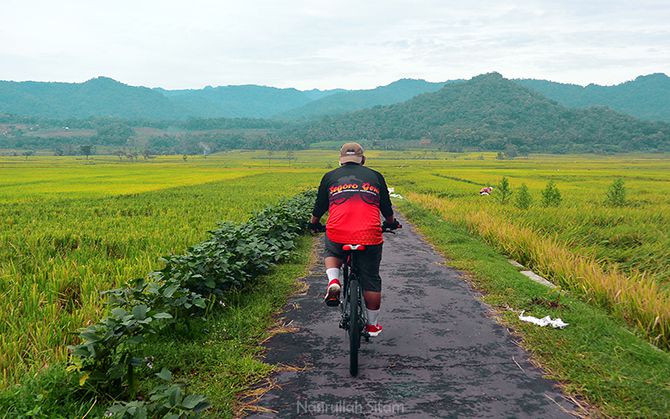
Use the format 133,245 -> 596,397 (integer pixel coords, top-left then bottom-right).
342,244 -> 366,251
480,186 -> 493,195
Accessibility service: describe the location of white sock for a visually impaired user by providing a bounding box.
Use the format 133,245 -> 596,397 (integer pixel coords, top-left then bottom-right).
326,268 -> 341,284
367,308 -> 380,326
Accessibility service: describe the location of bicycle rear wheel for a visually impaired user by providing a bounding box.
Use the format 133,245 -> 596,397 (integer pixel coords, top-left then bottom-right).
349,277 -> 360,376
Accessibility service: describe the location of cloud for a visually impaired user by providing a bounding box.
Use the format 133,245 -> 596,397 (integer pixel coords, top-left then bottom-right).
0,0 -> 668,89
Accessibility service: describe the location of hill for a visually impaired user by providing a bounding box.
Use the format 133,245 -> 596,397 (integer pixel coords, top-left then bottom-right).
516,73 -> 670,122
279,79 -> 450,119
0,77 -> 447,121
295,73 -> 670,153
0,77 -> 185,120
0,78 -> 342,120
0,78 -> 343,120
3,74 -> 670,125
160,85 -> 336,119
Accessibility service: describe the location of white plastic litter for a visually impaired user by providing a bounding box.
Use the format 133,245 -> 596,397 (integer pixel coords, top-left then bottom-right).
520,270 -> 556,288
518,311 -> 568,329
388,187 -> 404,199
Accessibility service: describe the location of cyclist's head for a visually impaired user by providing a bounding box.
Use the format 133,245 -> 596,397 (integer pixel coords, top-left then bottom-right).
339,142 -> 365,165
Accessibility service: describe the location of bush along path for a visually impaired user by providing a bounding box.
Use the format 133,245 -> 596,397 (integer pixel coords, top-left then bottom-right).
2,190 -> 317,418
249,214 -> 578,418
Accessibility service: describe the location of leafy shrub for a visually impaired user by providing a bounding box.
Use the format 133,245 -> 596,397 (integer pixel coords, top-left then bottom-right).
605,178 -> 627,207
65,190 -> 316,414
495,177 -> 512,204
67,304 -> 173,398
515,183 -> 532,209
541,181 -> 562,207
105,368 -> 210,418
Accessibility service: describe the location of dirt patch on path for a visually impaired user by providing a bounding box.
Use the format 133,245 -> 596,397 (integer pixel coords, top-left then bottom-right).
247,215 -> 577,418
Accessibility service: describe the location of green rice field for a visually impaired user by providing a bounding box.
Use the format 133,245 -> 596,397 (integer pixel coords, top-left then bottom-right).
1,150 -> 669,388
0,155 -> 320,386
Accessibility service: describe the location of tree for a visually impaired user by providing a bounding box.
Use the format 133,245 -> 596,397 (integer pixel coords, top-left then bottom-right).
541,181 -> 562,207
605,178 -> 627,207
504,143 -> 519,159
80,145 -> 93,159
496,177 -> 512,204
515,183 -> 532,209
95,122 -> 133,146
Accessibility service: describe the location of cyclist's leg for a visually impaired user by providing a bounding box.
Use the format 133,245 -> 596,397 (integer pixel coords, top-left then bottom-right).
363,291 -> 381,310
325,257 -> 343,270
323,235 -> 344,269
323,236 -> 344,301
358,244 -> 383,333
359,243 -> 383,307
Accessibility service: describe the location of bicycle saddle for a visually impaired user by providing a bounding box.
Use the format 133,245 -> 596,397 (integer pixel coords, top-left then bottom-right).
342,244 -> 366,251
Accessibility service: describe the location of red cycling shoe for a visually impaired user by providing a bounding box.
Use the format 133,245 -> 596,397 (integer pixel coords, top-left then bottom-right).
366,323 -> 383,337
324,279 -> 341,306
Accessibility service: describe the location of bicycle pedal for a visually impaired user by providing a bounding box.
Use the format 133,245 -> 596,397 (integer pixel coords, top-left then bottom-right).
325,298 -> 340,307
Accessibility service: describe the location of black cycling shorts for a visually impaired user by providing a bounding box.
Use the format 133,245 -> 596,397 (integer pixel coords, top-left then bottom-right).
324,235 -> 383,292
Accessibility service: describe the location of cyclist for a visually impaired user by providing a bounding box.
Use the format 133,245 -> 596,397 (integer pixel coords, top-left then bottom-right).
308,142 -> 400,336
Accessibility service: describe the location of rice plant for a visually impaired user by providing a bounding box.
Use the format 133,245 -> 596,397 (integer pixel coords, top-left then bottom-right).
0,156 -> 318,387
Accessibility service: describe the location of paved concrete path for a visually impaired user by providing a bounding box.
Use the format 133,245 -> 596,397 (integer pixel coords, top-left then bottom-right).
248,216 -> 576,418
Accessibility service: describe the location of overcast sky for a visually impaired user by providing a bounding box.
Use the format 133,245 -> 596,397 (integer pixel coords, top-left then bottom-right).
1,0 -> 669,90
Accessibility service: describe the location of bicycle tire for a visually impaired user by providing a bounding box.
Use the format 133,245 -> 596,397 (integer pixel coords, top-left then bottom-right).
349,276 -> 360,376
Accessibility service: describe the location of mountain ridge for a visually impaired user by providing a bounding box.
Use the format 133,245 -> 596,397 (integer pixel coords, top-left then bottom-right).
0,77 -> 185,120
1,73 -> 669,123
516,73 -> 670,122
277,78 -> 452,120
293,72 -> 670,153
0,77 -> 447,120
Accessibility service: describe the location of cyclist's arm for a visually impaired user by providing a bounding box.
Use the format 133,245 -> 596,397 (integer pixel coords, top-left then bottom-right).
378,173 -> 395,223
311,174 -> 329,223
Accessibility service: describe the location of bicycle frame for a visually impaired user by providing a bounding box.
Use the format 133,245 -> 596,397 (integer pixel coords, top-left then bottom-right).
339,249 -> 369,376
335,228 -> 398,376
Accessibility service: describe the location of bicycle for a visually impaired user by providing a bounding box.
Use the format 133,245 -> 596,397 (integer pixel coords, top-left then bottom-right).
337,227 -> 399,377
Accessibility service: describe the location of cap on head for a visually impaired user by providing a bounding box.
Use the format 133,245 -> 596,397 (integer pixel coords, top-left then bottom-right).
339,142 -> 365,164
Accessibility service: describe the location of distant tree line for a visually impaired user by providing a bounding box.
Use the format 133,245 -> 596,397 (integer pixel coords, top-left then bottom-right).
0,113 -> 289,130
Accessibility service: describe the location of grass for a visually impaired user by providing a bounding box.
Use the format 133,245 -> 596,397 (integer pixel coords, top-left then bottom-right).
0,364 -> 93,418
399,200 -> 670,417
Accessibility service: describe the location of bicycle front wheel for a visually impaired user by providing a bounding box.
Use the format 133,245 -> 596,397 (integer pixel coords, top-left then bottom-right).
349,277 -> 360,376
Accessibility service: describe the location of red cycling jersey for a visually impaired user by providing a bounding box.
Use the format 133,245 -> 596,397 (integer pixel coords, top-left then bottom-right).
312,163 -> 393,245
